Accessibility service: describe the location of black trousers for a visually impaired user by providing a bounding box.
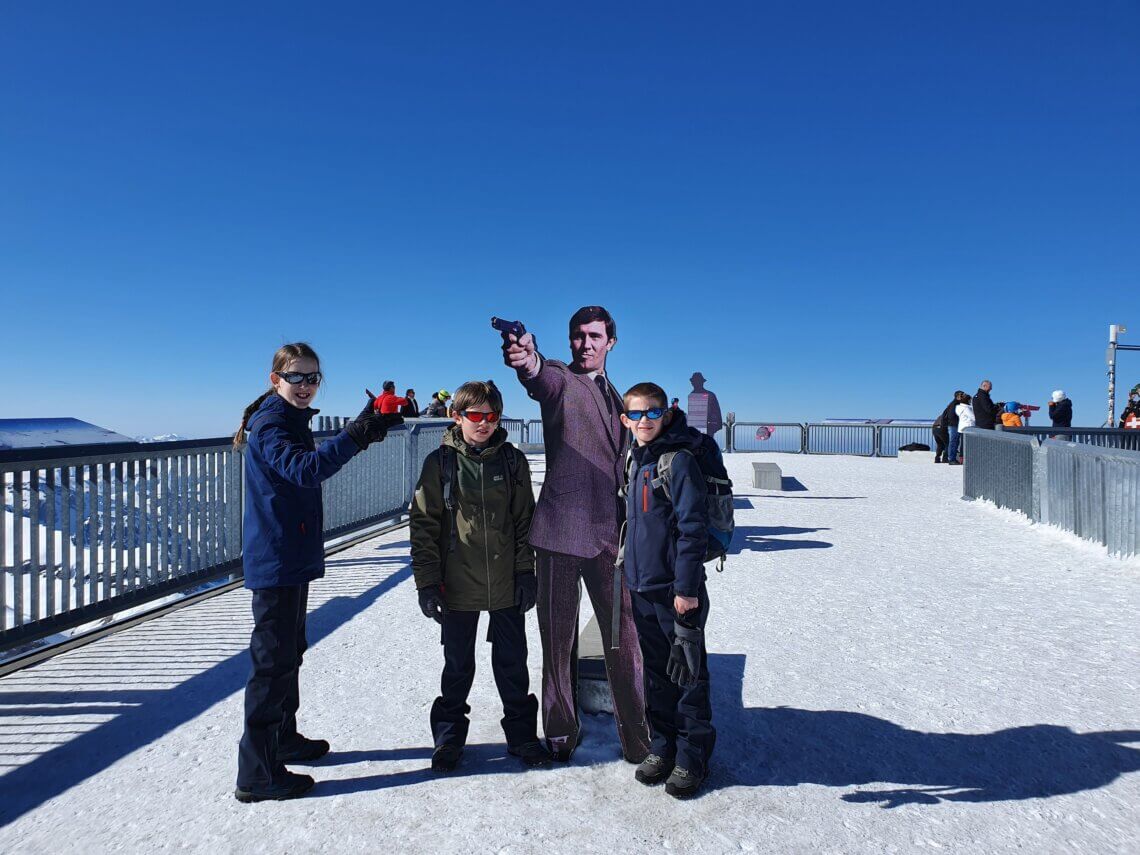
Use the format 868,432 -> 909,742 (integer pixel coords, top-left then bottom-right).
430,607 -> 539,750
237,584 -> 310,788
629,584 -> 716,777
932,426 -> 949,461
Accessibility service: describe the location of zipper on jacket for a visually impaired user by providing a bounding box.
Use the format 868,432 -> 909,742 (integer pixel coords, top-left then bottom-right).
642,469 -> 650,513
482,459 -> 491,610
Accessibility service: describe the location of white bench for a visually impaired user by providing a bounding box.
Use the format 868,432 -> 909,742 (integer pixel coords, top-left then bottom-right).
752,461 -> 782,490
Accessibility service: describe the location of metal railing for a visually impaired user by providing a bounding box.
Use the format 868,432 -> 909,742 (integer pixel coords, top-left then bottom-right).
0,422 -> 448,652
730,422 -> 806,453
963,428 -> 1140,557
999,426 -> 1140,451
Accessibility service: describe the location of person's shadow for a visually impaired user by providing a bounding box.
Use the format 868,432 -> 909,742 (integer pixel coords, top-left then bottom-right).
708,653 -> 1140,806
730,526 -> 833,553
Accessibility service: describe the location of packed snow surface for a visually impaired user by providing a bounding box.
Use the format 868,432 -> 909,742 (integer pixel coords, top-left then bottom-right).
0,453 -> 1137,854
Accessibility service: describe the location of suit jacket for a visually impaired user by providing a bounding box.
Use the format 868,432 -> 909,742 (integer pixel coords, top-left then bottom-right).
520,357 -> 627,558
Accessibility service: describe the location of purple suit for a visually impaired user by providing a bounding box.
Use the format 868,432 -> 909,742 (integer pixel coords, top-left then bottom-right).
520,357 -> 650,761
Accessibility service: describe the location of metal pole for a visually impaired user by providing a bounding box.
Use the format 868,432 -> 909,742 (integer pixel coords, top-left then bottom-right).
1108,324 -> 1120,427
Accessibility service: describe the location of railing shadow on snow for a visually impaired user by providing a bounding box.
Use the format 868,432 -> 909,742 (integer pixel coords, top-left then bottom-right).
0,554 -> 413,827
707,653 -> 1140,805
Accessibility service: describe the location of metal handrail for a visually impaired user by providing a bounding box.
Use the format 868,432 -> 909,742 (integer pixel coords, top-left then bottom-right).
0,423 -> 446,652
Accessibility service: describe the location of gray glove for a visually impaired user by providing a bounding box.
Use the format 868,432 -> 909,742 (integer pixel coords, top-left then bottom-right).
666,621 -> 703,687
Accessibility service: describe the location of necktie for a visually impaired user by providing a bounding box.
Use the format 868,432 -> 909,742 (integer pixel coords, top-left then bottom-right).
594,375 -> 612,414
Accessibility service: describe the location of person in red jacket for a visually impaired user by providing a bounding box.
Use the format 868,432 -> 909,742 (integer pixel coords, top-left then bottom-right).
373,380 -> 409,415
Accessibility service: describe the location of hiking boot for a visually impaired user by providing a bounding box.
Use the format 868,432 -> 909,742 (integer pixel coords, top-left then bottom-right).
431,744 -> 463,773
664,766 -> 703,799
634,753 -> 674,786
235,771 -> 315,803
278,737 -> 330,763
508,741 -> 553,768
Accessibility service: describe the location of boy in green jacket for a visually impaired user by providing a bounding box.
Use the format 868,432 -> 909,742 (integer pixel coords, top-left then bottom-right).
411,380 -> 551,771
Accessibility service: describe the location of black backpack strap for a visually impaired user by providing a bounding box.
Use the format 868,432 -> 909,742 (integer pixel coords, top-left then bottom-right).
439,445 -> 459,556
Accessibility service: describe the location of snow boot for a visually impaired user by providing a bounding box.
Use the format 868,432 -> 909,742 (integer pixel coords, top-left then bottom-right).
431,744 -> 463,773
278,736 -> 330,763
664,766 -> 703,799
634,753 -> 674,786
234,771 -> 315,803
508,741 -> 553,768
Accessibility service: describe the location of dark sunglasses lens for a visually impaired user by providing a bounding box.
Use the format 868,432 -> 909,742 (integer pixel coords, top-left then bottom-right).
280,372 -> 321,385
626,408 -> 665,420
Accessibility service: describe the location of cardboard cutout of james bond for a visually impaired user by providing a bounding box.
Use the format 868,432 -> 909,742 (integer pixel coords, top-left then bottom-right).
501,306 -> 651,762
687,372 -> 723,436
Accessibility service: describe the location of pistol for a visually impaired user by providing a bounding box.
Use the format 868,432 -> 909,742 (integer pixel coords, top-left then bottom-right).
491,316 -> 527,339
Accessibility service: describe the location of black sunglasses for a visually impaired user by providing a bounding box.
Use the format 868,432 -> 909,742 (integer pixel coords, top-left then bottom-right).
625,407 -> 665,421
277,371 -> 323,386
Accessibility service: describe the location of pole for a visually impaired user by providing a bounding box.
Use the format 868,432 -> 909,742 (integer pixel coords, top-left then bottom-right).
1108,324 -> 1119,428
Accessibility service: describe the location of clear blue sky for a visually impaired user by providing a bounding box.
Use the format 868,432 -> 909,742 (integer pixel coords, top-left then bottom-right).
4,2 -> 1138,438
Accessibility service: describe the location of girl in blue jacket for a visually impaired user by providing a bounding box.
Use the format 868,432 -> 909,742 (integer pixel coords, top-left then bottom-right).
234,342 -> 398,803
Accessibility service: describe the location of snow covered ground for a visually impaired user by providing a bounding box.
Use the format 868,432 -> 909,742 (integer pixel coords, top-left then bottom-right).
0,452 -> 1137,854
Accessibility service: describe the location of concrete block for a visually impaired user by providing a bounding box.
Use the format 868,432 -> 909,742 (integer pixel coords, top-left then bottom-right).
752,461 -> 782,490
898,450 -> 934,465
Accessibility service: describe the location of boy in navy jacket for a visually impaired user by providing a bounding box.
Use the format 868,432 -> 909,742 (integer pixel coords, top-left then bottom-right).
619,381 -> 715,799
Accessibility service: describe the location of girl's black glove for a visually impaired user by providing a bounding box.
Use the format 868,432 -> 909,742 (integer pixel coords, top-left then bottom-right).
346,396 -> 402,450
418,585 -> 449,624
514,572 -> 537,614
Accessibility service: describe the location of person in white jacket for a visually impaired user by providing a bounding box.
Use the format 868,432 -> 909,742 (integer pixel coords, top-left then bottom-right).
952,394 -> 975,463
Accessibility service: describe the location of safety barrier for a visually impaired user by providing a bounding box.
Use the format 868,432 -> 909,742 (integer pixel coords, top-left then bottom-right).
963,429 -> 1140,558
0,422 -> 447,652
999,426 -> 1140,452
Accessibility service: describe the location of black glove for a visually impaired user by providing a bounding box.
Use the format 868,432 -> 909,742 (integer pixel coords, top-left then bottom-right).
417,585 -> 449,624
666,619 -> 704,688
345,396 -> 403,450
514,572 -> 537,614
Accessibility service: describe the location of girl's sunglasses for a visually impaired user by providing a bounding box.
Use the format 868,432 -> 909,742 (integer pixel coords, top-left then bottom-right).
459,410 -> 500,423
277,371 -> 323,386
625,407 -> 665,420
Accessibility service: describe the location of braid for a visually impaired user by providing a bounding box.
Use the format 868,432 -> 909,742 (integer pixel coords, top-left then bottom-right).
233,390 -> 275,448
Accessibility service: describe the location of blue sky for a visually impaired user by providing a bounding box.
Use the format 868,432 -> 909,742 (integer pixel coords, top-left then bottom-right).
4,2 -> 1139,437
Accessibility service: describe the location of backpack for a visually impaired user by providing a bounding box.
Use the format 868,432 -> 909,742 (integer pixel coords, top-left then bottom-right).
438,443 -> 524,556
619,431 -> 735,572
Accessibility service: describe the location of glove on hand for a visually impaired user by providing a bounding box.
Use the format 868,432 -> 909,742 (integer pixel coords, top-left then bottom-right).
418,585 -> 449,624
514,572 -> 537,614
345,396 -> 403,450
666,620 -> 704,687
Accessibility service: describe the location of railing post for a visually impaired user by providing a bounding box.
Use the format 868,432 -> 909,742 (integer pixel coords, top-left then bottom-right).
725,412 -> 735,453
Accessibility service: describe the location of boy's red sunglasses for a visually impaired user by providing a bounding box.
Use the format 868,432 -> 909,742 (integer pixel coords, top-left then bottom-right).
459,410 -> 500,423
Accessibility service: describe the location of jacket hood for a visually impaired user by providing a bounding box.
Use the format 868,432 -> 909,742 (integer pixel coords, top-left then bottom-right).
249,393 -> 319,430
442,422 -> 510,459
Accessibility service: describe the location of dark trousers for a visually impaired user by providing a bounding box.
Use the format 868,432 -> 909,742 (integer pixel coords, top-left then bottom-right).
932,426 -> 948,462
629,584 -> 715,777
536,547 -> 651,761
431,607 -> 539,749
948,425 -> 961,462
236,583 -> 309,788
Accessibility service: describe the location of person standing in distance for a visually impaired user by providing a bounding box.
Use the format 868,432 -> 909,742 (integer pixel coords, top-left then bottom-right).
501,306 -> 651,763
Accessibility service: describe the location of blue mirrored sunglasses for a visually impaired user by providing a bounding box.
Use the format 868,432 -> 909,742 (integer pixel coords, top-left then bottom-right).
625,407 -> 665,421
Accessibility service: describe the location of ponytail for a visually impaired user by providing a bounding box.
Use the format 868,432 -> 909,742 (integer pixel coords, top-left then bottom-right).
233,391 -> 275,449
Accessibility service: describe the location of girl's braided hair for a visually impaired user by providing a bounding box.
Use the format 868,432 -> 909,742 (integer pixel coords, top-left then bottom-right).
233,342 -> 321,449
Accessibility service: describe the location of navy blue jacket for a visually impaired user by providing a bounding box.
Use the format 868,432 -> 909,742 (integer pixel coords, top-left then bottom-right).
1049,398 -> 1072,428
622,412 -> 709,598
242,394 -> 360,589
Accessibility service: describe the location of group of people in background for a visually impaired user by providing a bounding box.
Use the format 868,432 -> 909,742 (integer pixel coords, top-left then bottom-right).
932,380 -> 1076,464
366,382 -> 455,419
